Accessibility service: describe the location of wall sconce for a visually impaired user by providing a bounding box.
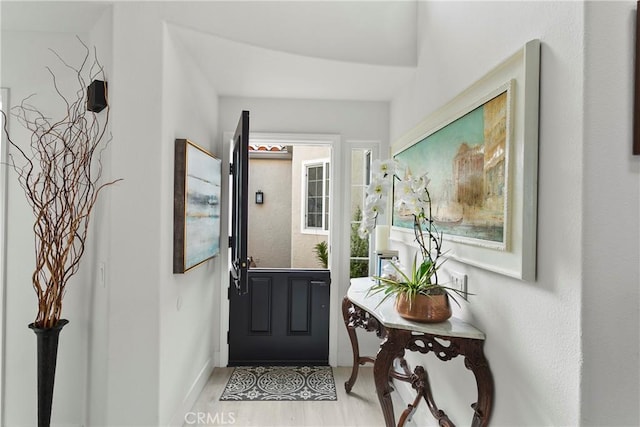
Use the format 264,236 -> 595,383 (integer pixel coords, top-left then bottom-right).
87,80 -> 108,113
255,190 -> 264,204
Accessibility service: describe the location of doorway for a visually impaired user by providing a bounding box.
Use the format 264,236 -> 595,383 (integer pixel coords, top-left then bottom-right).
224,114 -> 342,366
246,144 -> 331,271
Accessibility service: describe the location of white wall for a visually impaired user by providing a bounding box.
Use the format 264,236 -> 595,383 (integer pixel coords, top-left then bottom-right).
390,1 -> 638,425
106,4 -> 164,424
106,4 -> 222,426
86,7 -> 114,427
159,22 -> 220,427
582,2 -> 639,424
1,31 -> 94,427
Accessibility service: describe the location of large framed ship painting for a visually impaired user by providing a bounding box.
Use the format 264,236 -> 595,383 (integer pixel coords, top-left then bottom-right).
391,40 -> 540,281
173,139 -> 222,273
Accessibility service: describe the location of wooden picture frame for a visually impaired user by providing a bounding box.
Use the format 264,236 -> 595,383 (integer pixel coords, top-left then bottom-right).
390,40 -> 540,281
173,139 -> 222,273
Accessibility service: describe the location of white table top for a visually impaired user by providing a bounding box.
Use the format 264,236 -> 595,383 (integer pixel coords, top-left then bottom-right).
348,277 -> 486,340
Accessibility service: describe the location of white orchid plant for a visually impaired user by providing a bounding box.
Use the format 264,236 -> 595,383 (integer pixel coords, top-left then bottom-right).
360,159 -> 463,302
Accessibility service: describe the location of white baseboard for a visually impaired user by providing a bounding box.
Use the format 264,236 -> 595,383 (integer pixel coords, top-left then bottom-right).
168,359 -> 214,427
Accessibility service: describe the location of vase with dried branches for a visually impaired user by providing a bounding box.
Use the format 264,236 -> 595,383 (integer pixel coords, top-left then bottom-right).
1,38 -> 120,427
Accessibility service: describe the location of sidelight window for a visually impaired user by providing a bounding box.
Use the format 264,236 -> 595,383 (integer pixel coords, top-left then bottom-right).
303,159 -> 330,233
350,149 -> 372,277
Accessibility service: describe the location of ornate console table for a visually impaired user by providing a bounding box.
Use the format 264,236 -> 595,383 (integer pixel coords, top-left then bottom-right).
342,277 -> 494,427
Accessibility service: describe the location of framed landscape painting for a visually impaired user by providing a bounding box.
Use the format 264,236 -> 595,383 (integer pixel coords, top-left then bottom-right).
391,40 -> 540,281
173,139 -> 222,273
393,84 -> 511,251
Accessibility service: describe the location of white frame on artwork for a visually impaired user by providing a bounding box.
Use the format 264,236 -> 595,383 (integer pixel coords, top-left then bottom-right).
390,39 -> 540,281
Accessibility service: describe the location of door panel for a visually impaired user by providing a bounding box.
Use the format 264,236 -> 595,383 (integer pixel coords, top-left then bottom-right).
230,111 -> 249,293
229,269 -> 331,366
289,280 -> 310,334
250,278 -> 271,334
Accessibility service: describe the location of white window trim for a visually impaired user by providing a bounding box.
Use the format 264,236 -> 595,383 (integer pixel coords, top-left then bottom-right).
301,157 -> 330,235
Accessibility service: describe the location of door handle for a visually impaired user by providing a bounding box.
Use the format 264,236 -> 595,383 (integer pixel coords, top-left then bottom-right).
310,280 -> 329,286
230,260 -> 249,295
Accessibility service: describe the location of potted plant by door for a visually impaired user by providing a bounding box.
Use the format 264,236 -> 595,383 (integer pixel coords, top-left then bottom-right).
358,159 -> 465,323
1,39 -> 119,426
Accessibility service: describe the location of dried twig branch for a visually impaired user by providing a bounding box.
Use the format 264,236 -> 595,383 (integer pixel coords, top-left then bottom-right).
1,37 -> 121,328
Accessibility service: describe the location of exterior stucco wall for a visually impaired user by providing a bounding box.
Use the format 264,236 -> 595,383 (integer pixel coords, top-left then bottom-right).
248,157 -> 292,268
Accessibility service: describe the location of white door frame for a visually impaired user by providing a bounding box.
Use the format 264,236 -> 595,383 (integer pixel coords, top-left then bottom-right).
218,132 -> 342,367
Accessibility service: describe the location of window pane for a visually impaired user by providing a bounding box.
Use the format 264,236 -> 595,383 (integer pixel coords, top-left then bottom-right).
350,259 -> 369,278
349,148 -> 372,277
324,195 -> 330,231
324,162 -> 330,230
308,181 -> 316,197
351,187 -> 364,218
309,213 -> 321,228
308,167 -> 317,180
308,198 -> 317,213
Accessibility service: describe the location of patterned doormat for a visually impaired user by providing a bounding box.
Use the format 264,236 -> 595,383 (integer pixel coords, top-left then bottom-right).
219,366 -> 337,401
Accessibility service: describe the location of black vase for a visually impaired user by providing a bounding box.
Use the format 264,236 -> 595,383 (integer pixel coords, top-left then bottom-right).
28,319 -> 69,427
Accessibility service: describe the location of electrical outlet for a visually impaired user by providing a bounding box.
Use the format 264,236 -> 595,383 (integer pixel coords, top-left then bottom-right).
450,271 -> 468,300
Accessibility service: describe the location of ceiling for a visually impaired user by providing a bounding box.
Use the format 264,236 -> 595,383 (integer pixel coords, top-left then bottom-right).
1,1 -> 418,101
169,23 -> 415,101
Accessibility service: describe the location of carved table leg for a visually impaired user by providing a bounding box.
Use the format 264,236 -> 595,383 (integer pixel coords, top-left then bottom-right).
342,297 -> 360,393
410,366 -> 455,427
374,329 -> 412,427
458,339 -> 494,427
394,333 -> 494,426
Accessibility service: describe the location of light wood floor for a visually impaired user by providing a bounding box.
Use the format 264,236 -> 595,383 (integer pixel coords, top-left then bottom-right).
184,367 -> 397,427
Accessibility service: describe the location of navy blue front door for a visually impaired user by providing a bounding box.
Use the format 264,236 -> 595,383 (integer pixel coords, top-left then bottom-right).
227,111 -> 331,366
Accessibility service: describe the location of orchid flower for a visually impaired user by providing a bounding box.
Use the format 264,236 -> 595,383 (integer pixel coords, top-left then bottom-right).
359,159 -> 445,287
371,158 -> 398,178
365,195 -> 386,217
366,177 -> 390,198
